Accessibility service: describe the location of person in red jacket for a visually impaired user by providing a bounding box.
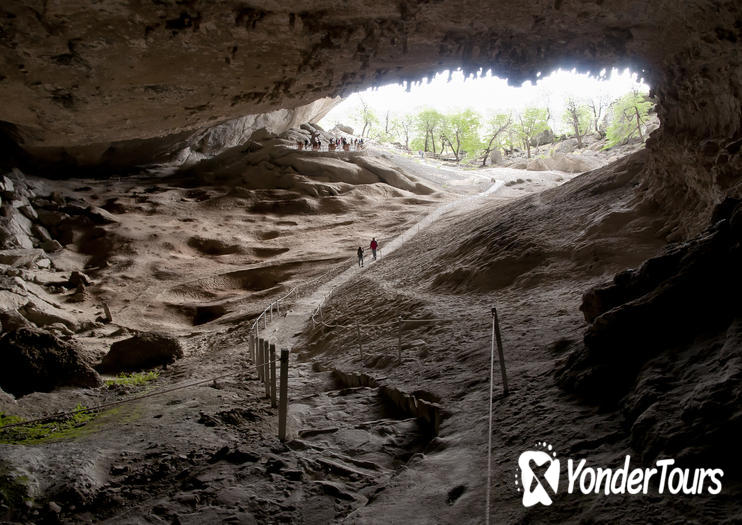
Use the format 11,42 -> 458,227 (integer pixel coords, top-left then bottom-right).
370,237 -> 378,260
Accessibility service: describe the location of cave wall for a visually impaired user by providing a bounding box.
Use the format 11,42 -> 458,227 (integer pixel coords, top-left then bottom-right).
0,1 -> 741,224
16,96 -> 339,171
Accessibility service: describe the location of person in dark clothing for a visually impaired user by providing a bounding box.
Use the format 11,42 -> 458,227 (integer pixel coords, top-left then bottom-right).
370,237 -> 378,260
357,246 -> 364,267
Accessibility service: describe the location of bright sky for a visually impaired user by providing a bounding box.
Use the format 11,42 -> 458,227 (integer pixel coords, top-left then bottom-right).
320,67 -> 649,132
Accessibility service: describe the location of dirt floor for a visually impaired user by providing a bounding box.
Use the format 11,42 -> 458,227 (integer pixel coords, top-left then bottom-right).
0,145 -> 576,523
4,141 -> 736,524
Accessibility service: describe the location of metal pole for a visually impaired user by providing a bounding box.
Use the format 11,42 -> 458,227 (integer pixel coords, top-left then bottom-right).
486,310 -> 495,525
492,307 -> 509,395
270,303 -> 273,322
277,300 -> 280,316
270,344 -> 277,408
263,340 -> 271,399
397,316 -> 402,361
278,348 -> 289,441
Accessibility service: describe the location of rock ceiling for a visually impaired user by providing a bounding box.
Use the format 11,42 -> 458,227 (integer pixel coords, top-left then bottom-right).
0,1 -> 738,147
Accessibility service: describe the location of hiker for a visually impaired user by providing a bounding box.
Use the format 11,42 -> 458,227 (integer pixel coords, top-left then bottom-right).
357,246 -> 364,267
370,237 -> 378,260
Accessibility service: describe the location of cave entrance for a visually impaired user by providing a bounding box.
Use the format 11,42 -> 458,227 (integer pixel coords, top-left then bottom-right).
319,67 -> 653,173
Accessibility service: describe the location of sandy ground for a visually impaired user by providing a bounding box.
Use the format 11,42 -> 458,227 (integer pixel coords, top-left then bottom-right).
10,146 -> 721,524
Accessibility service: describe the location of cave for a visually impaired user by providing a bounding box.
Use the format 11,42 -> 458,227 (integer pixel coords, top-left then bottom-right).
0,1 -> 741,523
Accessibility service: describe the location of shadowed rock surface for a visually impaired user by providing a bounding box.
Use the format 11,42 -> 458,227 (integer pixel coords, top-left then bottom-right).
0,328 -> 101,397
97,332 -> 184,374
556,197 -> 742,473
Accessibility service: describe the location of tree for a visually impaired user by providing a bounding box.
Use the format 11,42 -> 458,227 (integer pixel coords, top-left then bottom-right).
605,91 -> 653,148
355,97 -> 379,138
391,113 -> 415,150
563,98 -> 592,148
479,112 -> 512,167
587,90 -> 611,135
414,108 -> 443,154
438,109 -> 481,162
514,107 -> 549,158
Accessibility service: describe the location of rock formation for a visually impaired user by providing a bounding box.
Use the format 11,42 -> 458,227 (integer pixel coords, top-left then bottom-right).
97,332 -> 184,374
556,197 -> 742,467
0,327 -> 101,397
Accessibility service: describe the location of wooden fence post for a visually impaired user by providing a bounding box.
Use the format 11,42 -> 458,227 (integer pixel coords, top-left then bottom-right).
278,348 -> 289,441
256,337 -> 263,380
263,339 -> 271,399
492,307 -> 509,395
270,344 -> 277,408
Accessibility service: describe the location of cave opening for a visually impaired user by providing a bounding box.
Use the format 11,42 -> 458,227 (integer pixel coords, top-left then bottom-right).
319,66 -> 654,173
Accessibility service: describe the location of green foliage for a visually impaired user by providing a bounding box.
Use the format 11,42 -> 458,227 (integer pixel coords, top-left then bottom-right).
605,91 -> 653,148
414,108 -> 444,153
105,370 -> 160,388
0,404 -> 96,444
562,98 -> 592,146
478,112 -> 512,165
351,98 -> 379,137
439,109 -> 482,162
514,107 -> 550,158
0,464 -> 31,516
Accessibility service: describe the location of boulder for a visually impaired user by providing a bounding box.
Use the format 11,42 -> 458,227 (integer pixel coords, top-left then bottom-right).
0,308 -> 33,333
554,138 -> 579,154
0,213 -> 34,249
66,271 -> 92,289
0,175 -> 15,196
97,332 -> 184,373
37,209 -> 71,228
335,124 -> 354,135
0,327 -> 102,397
32,224 -> 53,243
85,206 -> 119,225
0,249 -> 44,268
18,300 -> 79,332
42,240 -> 64,253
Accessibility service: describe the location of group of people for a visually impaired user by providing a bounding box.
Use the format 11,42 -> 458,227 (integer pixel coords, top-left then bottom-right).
297,136 -> 365,152
357,237 -> 379,267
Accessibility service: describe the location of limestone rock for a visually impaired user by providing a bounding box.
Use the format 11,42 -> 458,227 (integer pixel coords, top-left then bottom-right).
18,300 -> 79,332
66,271 -> 92,289
0,327 -> 102,397
97,332 -> 184,373
37,210 -> 71,229
0,249 -> 44,268
335,124 -> 354,135
0,175 -> 15,195
556,198 -> 742,463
